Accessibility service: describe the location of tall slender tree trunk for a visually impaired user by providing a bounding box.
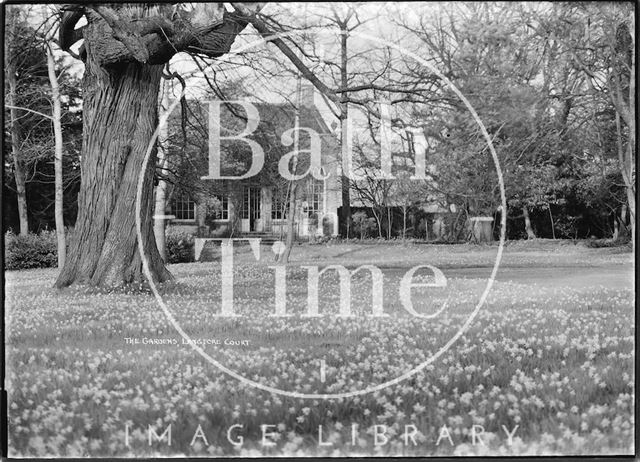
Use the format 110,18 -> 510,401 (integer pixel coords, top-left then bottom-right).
55,58 -> 171,287
610,19 -> 636,252
229,189 -> 242,238
153,161 -> 169,260
626,185 -> 635,249
7,69 -> 29,236
340,124 -> 351,238
402,207 -> 407,240
153,83 -> 171,261
613,204 -> 629,241
522,206 -> 536,239
281,185 -> 297,264
279,75 -> 302,264
339,23 -> 351,238
372,207 -> 383,238
547,204 -> 556,239
13,156 -> 29,236
625,34 -> 635,252
627,23 -> 636,252
620,203 -> 628,235
46,44 -> 66,268
615,109 -> 635,249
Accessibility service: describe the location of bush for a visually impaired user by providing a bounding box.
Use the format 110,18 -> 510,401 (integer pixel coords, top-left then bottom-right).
4,230 -> 58,270
5,229 -> 198,269
352,212 -> 379,239
583,236 -> 632,248
166,230 -> 195,263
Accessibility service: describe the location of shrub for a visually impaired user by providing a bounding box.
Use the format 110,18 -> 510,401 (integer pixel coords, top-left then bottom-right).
583,236 -> 632,248
166,230 -> 195,263
352,212 -> 378,239
4,230 -> 58,270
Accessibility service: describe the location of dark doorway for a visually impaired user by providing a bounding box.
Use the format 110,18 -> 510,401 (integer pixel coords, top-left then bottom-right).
243,187 -> 261,232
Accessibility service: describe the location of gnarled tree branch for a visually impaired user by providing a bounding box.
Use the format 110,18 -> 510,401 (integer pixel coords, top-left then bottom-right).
57,3 -> 266,66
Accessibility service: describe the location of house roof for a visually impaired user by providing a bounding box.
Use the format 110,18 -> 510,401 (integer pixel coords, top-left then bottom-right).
210,100 -> 336,140
169,97 -> 340,185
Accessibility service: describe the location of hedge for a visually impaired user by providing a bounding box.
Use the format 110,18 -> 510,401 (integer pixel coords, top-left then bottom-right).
5,229 -> 195,270
4,230 -> 58,270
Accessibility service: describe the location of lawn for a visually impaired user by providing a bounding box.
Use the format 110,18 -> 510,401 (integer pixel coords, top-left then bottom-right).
4,240 -> 635,457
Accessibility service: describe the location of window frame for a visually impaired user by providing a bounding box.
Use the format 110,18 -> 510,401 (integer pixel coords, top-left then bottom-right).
306,178 -> 324,217
171,192 -> 196,222
212,195 -> 230,221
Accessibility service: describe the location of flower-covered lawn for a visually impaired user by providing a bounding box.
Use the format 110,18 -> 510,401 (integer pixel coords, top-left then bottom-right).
5,240 -> 634,457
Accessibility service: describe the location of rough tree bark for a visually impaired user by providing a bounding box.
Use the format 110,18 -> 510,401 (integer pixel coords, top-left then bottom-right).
55,3 -> 262,287
55,59 -> 170,287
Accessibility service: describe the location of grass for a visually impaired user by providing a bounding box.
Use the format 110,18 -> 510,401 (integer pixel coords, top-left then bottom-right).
4,241 -> 635,457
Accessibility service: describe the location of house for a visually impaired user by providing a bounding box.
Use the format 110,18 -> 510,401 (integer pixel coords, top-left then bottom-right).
161,84 -> 461,242
164,85 -> 342,239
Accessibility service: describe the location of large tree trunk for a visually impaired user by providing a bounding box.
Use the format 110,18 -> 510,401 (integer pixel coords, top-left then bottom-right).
51,3 -> 264,286
47,43 -> 66,268
7,70 -> 29,236
55,59 -> 171,288
522,206 -> 536,239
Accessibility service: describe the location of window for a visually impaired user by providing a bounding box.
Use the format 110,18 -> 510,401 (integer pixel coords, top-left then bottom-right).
212,195 -> 229,220
171,193 -> 196,221
307,178 -> 324,216
241,187 -> 261,220
272,187 -> 288,220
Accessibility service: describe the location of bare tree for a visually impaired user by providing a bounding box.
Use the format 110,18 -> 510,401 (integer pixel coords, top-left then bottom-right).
46,42 -> 66,267
4,8 -> 38,235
